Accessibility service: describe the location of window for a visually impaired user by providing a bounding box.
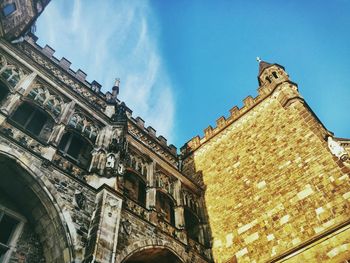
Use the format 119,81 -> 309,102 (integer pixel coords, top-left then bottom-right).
10,102 -> 54,141
184,208 -> 200,242
265,76 -> 271,83
156,192 -> 175,225
0,82 -> 9,102
58,131 -> 93,169
0,209 -> 24,263
272,71 -> 278,79
2,3 -> 16,17
124,171 -> 146,206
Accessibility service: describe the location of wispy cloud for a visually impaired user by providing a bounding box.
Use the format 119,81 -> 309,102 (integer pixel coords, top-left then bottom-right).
36,0 -> 176,142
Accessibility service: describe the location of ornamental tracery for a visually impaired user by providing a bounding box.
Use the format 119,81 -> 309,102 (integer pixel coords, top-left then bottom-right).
128,153 -> 148,178
182,188 -> 200,214
27,84 -> 65,118
0,54 -> 26,88
155,170 -> 175,198
68,112 -> 100,142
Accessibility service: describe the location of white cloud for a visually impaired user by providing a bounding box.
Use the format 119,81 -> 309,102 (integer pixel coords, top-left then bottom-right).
36,0 -> 176,142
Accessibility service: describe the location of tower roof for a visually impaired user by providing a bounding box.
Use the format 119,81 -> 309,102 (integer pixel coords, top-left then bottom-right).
258,60 -> 273,76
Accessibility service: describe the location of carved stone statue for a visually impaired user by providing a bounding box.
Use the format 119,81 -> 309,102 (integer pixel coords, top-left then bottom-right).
106,155 -> 116,169
327,136 -> 349,161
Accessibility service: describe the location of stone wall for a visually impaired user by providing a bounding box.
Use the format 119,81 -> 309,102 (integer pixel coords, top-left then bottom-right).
186,86 -> 350,262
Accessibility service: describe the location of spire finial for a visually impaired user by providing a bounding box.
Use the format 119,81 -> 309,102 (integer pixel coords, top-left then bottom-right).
256,57 -> 262,63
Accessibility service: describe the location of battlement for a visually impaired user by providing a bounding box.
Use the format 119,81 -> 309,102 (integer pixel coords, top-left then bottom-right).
181,80 -> 299,155
16,34 -> 178,157
25,34 -> 106,97
130,116 -> 177,156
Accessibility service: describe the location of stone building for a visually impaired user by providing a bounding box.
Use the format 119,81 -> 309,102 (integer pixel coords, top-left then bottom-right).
0,1 -> 349,263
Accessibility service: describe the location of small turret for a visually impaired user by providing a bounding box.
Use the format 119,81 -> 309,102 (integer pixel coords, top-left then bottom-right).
257,57 -> 289,88
111,78 -> 120,100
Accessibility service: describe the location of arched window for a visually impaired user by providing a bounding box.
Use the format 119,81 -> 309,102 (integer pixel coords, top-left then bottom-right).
10,102 -> 54,142
124,170 -> 146,206
156,191 -> 175,225
184,208 -> 200,242
272,71 -> 278,79
265,76 -> 271,83
58,131 -> 93,169
0,82 -> 9,102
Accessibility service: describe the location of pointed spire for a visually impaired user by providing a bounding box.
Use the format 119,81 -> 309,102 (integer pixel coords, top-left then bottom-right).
111,78 -> 120,100
256,57 -> 273,76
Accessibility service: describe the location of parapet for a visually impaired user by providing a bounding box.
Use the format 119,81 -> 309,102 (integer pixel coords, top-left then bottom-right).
17,34 -> 178,158
22,34 -> 106,100
181,81 -> 299,155
130,115 -> 178,157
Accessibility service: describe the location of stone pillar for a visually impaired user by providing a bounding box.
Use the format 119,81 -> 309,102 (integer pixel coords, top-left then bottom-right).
84,188 -> 122,263
48,123 -> 65,146
59,101 -> 75,124
173,180 -> 185,228
174,206 -> 185,229
0,93 -> 21,115
18,72 -> 37,94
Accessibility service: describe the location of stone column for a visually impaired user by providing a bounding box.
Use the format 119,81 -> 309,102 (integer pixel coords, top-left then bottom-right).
0,93 -> 21,115
17,72 -> 37,94
84,188 -> 123,263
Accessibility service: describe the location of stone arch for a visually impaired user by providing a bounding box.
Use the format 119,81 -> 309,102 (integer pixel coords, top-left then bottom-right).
117,239 -> 186,263
0,150 -> 74,262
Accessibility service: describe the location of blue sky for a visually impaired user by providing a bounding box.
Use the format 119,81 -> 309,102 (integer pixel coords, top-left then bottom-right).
36,0 -> 350,147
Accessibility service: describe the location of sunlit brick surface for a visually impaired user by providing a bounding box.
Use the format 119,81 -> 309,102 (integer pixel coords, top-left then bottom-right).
190,95 -> 350,262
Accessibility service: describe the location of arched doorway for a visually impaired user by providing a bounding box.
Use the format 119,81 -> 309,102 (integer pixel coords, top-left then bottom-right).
0,154 -> 73,262
123,247 -> 183,263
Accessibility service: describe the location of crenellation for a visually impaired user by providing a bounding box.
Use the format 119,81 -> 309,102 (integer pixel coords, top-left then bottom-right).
75,69 -> 87,82
146,126 -> 157,137
168,144 -> 177,155
135,116 -> 145,128
216,116 -> 226,129
204,125 -> 213,139
42,44 -> 55,58
1,5 -> 348,262
59,57 -> 72,70
158,135 -> 167,146
243,95 -> 254,107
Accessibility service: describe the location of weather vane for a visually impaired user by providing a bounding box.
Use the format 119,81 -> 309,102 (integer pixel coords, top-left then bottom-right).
256,57 -> 262,63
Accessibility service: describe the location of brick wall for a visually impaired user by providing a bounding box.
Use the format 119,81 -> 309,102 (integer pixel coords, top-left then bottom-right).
188,90 -> 350,262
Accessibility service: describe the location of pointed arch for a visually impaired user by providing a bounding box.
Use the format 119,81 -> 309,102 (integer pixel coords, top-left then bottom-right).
0,151 -> 74,262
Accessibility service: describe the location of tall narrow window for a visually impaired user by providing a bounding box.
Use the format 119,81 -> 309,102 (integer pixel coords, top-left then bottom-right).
124,171 -> 146,207
272,71 -> 278,79
10,102 -> 54,141
58,131 -> 93,169
184,208 -> 200,242
0,212 -> 19,262
156,192 -> 175,225
0,82 -> 9,102
265,76 -> 271,83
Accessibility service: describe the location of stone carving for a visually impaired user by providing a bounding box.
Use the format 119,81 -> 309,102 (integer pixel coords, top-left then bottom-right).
27,84 -> 65,118
327,136 -> 349,161
106,154 -> 116,169
18,43 -> 107,111
75,190 -> 86,209
128,122 -> 178,168
182,189 -> 200,214
68,112 -> 99,141
111,102 -> 127,123
120,219 -> 132,235
156,172 -> 175,197
0,54 -> 26,88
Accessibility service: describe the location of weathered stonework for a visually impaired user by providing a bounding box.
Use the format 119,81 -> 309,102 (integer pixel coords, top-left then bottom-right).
181,63 -> 350,262
0,2 -> 349,263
